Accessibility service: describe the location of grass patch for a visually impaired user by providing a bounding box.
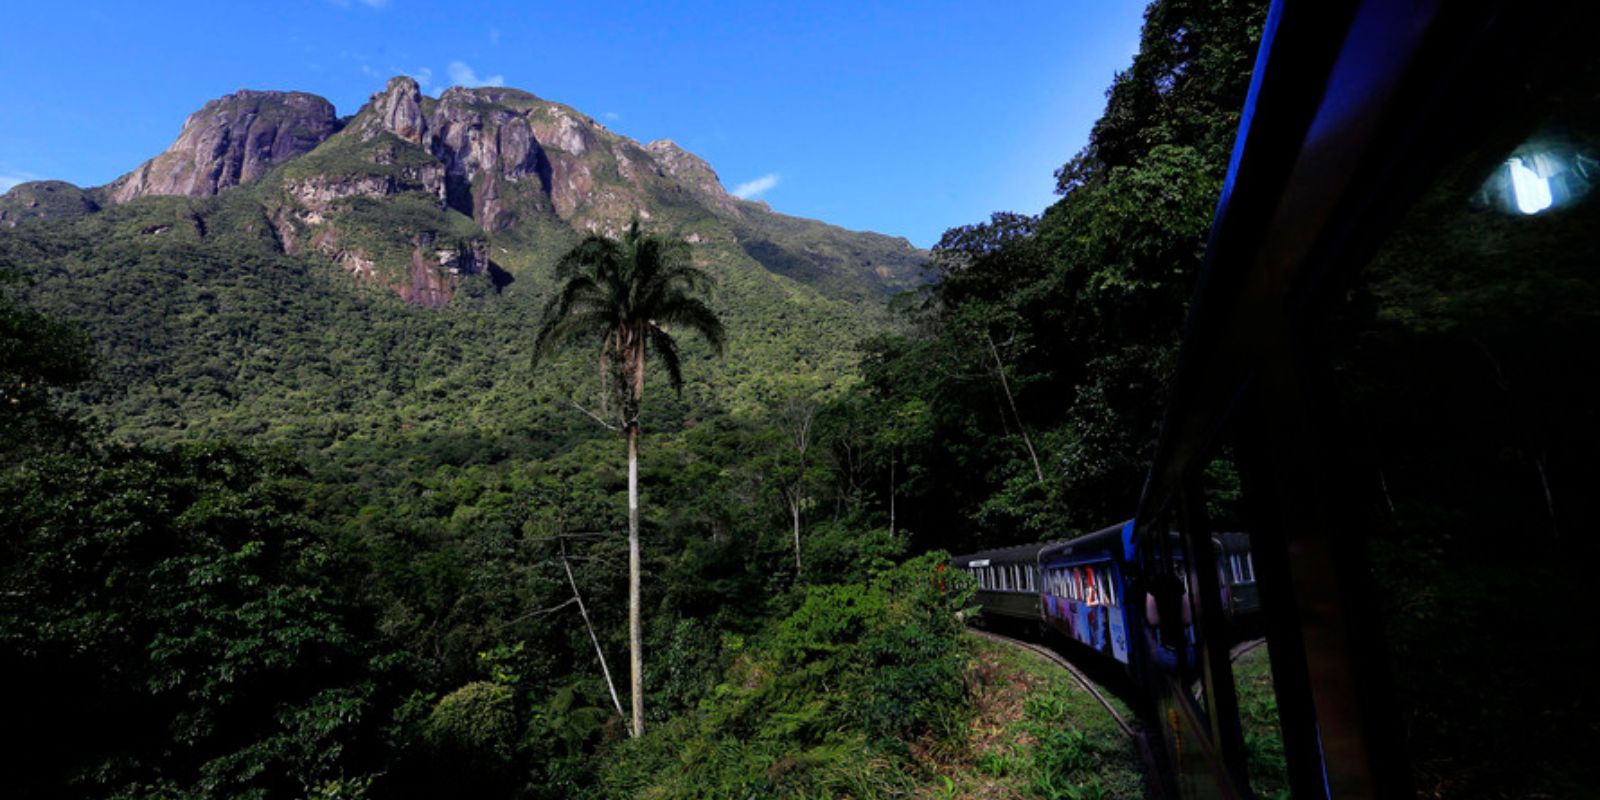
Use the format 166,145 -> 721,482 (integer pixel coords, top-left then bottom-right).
1232,644 -> 1288,799
924,636 -> 1145,800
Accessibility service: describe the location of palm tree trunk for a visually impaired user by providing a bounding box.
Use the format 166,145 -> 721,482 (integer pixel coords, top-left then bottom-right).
627,420 -> 643,738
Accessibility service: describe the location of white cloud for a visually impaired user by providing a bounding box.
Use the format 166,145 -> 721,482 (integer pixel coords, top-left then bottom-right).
0,165 -> 40,192
447,60 -> 504,88
603,111 -> 622,121
731,173 -> 779,200
358,0 -> 390,7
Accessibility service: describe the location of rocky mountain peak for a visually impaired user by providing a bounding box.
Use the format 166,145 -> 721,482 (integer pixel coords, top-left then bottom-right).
33,77 -> 927,309
646,139 -> 737,213
371,76 -> 427,144
108,90 -> 339,204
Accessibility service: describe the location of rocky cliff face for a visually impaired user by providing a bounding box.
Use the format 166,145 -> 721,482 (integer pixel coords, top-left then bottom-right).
331,77 -> 742,236
107,90 -> 339,204
646,139 -> 740,216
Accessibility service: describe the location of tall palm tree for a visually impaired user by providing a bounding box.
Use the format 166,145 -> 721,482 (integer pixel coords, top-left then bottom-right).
534,221 -> 724,738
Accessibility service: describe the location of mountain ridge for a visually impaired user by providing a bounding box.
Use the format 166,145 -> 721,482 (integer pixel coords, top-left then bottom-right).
2,76 -> 928,307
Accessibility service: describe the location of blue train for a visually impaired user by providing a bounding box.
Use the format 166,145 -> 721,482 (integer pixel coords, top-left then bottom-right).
951,524 -> 1258,666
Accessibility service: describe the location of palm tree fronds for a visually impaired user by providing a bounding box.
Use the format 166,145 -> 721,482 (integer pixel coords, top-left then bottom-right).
651,296 -> 726,355
647,326 -> 685,395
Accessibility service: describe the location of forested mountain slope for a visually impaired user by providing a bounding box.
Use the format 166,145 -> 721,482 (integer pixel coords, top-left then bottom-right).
0,76 -> 928,473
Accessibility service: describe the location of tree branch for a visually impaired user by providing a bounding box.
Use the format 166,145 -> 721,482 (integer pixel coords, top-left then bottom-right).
570,399 -> 622,432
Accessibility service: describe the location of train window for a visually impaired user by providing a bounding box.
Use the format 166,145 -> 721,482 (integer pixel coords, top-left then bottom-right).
1234,553 -> 1254,583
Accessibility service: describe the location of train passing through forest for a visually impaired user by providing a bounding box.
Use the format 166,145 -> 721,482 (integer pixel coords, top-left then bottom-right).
952,525 -> 1258,667
945,0 -> 1596,795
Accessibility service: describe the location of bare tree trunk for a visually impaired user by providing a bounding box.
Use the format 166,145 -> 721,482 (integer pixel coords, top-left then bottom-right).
888,449 -> 896,537
779,397 -> 815,577
792,500 -> 802,574
626,421 -> 643,738
562,542 -> 624,718
1536,451 -> 1559,539
984,331 -> 1045,487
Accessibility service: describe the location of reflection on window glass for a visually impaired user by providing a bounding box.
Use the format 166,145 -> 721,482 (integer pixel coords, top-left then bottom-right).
1332,92 -> 1599,796
1477,133 -> 1595,215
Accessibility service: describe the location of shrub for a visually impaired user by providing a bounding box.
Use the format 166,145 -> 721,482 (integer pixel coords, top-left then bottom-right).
425,681 -> 518,763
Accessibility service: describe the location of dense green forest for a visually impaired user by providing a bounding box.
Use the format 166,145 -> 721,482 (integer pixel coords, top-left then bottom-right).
6,0 -> 1598,796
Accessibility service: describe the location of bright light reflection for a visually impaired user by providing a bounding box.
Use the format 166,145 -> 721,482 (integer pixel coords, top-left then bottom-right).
1508,157 -> 1553,215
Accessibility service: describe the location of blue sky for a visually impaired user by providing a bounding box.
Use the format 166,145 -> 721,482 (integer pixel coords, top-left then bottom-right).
0,1 -> 1148,247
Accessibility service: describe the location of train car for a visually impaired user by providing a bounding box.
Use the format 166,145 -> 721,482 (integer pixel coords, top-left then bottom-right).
1037,523 -> 1136,664
955,524 -> 1257,670
1214,532 -> 1258,619
950,542 -> 1045,624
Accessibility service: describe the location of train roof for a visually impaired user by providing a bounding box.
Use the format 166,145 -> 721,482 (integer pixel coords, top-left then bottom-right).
952,521 -> 1136,568
950,541 -> 1049,568
953,525 -> 1251,569
1214,531 -> 1250,554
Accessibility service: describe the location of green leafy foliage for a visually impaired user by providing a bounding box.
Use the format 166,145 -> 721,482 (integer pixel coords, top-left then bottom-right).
597,553 -> 972,799
0,441 -> 395,799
